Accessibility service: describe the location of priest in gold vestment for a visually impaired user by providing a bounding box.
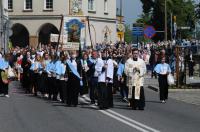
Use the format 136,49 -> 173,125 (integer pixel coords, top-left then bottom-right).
124,49 -> 146,110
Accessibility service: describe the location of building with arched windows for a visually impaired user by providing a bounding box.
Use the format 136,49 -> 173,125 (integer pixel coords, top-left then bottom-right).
7,0 -> 117,48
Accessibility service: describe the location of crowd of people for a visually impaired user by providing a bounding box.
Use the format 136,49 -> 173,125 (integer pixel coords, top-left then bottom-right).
0,41 -> 197,110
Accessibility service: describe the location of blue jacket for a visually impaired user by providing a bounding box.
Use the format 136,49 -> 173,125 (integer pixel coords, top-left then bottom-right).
0,59 -> 9,70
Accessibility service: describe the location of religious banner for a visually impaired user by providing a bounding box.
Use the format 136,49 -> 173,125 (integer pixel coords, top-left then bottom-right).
63,17 -> 85,50
69,0 -> 83,15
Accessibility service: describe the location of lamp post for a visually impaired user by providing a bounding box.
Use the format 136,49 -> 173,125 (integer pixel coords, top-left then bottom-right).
170,12 -> 173,40
120,0 -> 123,45
165,0 -> 168,41
0,0 -> 3,52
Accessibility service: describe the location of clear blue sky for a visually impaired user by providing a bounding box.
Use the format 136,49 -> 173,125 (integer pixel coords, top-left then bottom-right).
117,0 -> 143,25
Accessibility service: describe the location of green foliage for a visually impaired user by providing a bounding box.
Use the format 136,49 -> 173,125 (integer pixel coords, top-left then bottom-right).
140,0 -> 154,14
124,24 -> 133,43
139,0 -> 196,41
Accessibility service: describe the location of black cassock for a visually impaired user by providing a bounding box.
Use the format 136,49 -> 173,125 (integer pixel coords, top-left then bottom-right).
21,57 -> 31,93
131,86 -> 145,110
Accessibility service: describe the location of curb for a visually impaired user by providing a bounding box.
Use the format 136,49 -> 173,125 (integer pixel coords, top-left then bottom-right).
169,89 -> 200,92
148,85 -> 200,92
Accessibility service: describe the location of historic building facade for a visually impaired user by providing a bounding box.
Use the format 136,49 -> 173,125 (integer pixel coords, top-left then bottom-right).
1,0 -> 9,52
8,0 -> 117,48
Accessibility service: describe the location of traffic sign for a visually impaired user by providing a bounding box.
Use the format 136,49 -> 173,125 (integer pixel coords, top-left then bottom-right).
144,26 -> 156,39
132,27 -> 144,36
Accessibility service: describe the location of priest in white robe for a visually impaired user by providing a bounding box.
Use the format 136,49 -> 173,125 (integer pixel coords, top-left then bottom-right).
124,49 -> 146,110
95,50 -> 114,109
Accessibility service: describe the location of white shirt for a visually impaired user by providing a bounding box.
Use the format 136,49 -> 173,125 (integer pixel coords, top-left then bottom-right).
95,58 -> 105,82
95,58 -> 114,83
71,59 -> 77,71
107,59 -> 114,82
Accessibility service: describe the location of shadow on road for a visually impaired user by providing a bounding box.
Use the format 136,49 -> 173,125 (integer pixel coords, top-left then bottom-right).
145,100 -> 161,104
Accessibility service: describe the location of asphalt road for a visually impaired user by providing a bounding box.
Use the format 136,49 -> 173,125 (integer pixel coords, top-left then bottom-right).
0,81 -> 200,132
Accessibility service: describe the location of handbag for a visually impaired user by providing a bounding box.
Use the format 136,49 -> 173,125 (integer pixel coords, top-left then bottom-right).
167,73 -> 175,86
8,66 -> 16,78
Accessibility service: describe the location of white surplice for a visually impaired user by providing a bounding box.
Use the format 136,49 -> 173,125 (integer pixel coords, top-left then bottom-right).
95,58 -> 114,83
125,58 -> 146,99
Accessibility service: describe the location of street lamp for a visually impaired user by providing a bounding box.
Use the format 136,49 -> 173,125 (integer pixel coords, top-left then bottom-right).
165,0 -> 168,41
0,0 -> 4,52
120,0 -> 123,45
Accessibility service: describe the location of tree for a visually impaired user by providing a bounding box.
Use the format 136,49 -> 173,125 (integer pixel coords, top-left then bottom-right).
139,0 -> 195,41
124,24 -> 133,43
140,0 -> 154,14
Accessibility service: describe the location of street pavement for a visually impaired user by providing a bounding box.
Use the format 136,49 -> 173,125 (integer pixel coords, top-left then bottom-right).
146,75 -> 200,106
169,91 -> 200,106
0,81 -> 200,132
146,75 -> 200,88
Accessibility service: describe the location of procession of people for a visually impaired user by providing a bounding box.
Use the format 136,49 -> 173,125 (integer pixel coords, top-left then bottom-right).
0,40 -> 197,110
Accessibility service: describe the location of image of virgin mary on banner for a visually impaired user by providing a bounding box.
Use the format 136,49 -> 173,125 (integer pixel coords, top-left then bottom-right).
65,18 -> 84,42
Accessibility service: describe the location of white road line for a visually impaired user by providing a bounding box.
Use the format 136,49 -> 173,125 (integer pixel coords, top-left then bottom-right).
89,105 -> 149,132
81,96 -> 160,132
106,109 -> 160,132
100,110 -> 150,132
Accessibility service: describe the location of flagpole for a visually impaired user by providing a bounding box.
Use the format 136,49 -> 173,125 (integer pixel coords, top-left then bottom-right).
87,16 -> 93,49
165,0 -> 168,41
120,0 -> 123,46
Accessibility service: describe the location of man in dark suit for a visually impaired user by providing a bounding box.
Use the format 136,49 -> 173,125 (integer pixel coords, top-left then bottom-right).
87,51 -> 98,104
21,51 -> 32,93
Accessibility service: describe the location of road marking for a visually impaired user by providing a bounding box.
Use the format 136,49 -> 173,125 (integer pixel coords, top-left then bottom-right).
106,109 -> 160,132
89,105 -> 149,132
100,109 -> 149,132
81,96 -> 160,132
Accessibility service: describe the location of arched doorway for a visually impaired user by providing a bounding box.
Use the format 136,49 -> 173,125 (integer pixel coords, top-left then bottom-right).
38,23 -> 59,45
89,24 -> 96,47
10,23 -> 29,47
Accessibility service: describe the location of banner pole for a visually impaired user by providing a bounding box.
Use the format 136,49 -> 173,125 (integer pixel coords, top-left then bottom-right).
56,14 -> 64,52
87,16 -> 93,49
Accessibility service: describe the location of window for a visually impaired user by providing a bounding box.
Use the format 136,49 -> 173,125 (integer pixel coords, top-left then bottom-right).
88,0 -> 95,11
104,0 -> 108,13
24,0 -> 32,10
8,0 -> 13,10
44,0 -> 53,10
